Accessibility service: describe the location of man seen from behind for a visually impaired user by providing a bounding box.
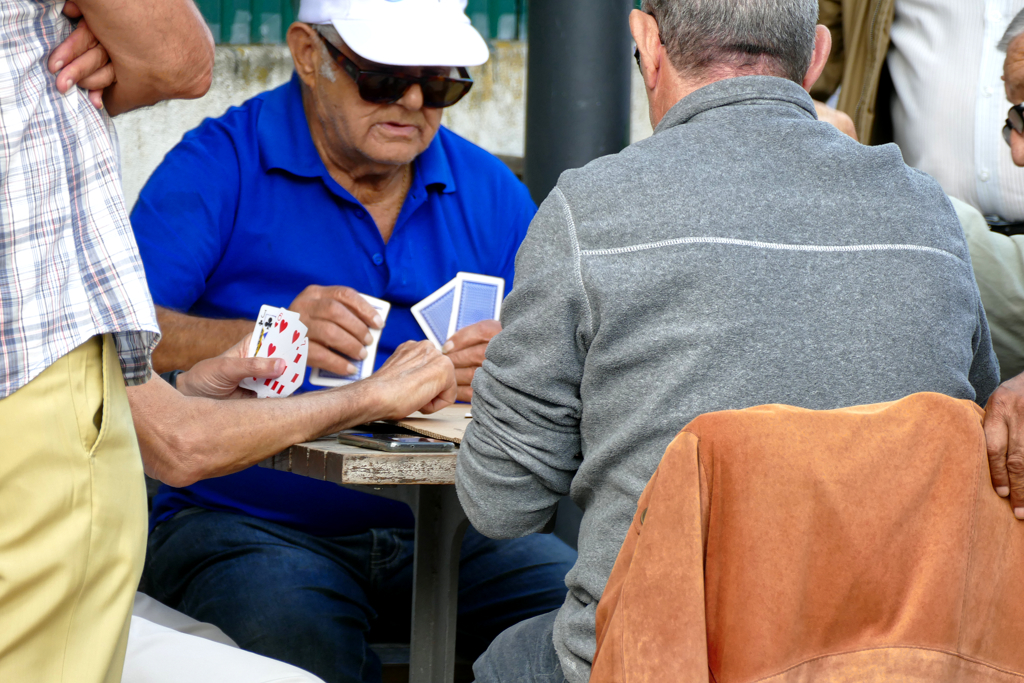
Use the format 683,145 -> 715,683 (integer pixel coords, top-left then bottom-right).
457,1 -> 1004,681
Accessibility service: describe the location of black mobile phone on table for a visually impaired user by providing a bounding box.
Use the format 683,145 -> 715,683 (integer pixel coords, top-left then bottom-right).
336,432 -> 456,453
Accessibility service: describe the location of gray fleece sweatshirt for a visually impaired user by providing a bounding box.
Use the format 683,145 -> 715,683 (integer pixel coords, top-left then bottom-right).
456,76 -> 999,683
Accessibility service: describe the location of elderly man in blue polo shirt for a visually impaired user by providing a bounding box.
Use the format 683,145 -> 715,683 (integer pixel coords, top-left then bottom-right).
130,0 -> 575,680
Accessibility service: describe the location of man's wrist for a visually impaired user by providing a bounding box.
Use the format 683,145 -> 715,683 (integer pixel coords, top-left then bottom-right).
169,368 -> 201,397
348,377 -> 393,424
160,369 -> 184,390
322,377 -> 392,433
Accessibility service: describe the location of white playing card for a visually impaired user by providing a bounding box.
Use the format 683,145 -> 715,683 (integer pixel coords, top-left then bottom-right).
274,337 -> 308,397
411,277 -> 458,349
241,306 -> 285,394
248,305 -> 279,358
264,309 -> 308,397
250,342 -> 307,399
264,309 -> 307,360
445,272 -> 505,341
309,294 -> 391,387
240,307 -> 309,398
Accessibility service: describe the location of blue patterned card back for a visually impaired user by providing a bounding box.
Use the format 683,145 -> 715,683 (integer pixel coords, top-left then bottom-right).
455,281 -> 500,331
422,287 -> 455,343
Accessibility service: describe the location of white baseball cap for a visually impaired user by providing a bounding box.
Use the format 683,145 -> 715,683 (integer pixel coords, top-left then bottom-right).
298,0 -> 489,67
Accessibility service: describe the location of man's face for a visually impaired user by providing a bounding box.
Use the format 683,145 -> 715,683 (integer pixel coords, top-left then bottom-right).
308,37 -> 447,168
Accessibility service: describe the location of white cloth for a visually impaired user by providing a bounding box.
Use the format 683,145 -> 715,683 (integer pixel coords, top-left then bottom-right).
124,593 -> 325,683
889,0 -> 1024,220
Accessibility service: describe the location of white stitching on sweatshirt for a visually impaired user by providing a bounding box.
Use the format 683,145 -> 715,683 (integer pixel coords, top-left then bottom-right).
581,236 -> 964,264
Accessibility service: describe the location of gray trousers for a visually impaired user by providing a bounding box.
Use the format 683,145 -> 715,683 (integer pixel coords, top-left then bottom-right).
472,609 -> 567,683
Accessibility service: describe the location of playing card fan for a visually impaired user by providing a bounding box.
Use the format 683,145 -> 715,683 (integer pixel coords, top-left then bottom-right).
239,306 -> 310,397
412,272 -> 505,349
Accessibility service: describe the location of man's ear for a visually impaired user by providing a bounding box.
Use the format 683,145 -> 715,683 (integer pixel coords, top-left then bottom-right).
629,9 -> 662,92
288,22 -> 320,90
802,25 -> 832,92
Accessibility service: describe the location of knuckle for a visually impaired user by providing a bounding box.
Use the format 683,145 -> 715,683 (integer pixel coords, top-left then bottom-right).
990,390 -> 1009,409
986,430 -> 1006,454
1006,453 -> 1024,475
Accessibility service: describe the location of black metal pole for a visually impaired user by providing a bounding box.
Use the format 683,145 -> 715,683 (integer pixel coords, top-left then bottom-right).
524,0 -> 635,205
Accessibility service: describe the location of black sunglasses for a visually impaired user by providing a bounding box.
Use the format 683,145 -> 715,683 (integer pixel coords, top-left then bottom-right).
1004,103 -> 1024,146
318,33 -> 473,109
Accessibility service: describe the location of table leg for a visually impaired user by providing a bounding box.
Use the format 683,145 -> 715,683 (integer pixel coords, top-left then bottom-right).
408,485 -> 469,683
342,484 -> 469,683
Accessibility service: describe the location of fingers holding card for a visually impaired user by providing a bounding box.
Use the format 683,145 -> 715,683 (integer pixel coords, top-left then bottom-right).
239,305 -> 309,398
310,294 -> 392,387
412,273 -> 505,350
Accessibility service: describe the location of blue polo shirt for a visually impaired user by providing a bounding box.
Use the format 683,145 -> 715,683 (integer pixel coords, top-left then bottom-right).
132,74 -> 536,537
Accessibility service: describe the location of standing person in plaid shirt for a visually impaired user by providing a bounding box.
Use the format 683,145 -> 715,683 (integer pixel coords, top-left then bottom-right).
0,5 -> 460,681
0,2 -> 213,681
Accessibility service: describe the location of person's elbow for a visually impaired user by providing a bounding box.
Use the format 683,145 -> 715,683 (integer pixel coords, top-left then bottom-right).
468,507 -> 557,540
455,476 -> 558,539
137,27 -> 215,102
142,429 -> 209,488
135,412 -> 213,488
164,35 -> 215,100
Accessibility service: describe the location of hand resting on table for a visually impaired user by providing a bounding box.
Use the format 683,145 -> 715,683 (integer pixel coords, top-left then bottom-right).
129,337 -> 455,487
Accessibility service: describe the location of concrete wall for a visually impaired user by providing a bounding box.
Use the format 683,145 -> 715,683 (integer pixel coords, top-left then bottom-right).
115,42 -> 654,210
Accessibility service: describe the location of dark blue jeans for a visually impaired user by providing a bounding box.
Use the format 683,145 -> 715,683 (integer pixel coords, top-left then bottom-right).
141,510 -> 576,683
472,610 -> 567,683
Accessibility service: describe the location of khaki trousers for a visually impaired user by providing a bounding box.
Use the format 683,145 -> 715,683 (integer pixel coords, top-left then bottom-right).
0,335 -> 147,683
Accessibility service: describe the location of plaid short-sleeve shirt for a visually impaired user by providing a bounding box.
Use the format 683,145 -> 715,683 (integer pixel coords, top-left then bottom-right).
0,1 -> 160,398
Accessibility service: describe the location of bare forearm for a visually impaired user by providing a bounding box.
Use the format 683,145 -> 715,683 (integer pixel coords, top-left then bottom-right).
74,0 -> 214,115
154,307 -> 253,373
133,339 -> 456,487
129,376 -> 388,487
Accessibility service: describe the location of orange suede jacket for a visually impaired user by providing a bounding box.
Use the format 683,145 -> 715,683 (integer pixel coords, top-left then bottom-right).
593,393 -> 1024,682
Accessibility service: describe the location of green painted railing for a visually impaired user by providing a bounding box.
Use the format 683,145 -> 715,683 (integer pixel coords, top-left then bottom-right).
465,0 -> 526,41
195,0 -> 642,45
196,0 -> 297,44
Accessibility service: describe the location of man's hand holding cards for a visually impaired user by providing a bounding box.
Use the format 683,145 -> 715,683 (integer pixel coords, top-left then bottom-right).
309,293 -> 391,387
411,273 -> 505,402
239,305 -> 309,398
287,285 -> 389,386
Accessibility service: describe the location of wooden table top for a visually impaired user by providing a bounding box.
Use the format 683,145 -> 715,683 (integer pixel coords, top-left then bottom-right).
259,436 -> 457,486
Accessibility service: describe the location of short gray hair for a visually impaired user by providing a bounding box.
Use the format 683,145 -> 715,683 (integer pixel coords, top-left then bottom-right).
314,24 -> 341,82
640,0 -> 818,83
